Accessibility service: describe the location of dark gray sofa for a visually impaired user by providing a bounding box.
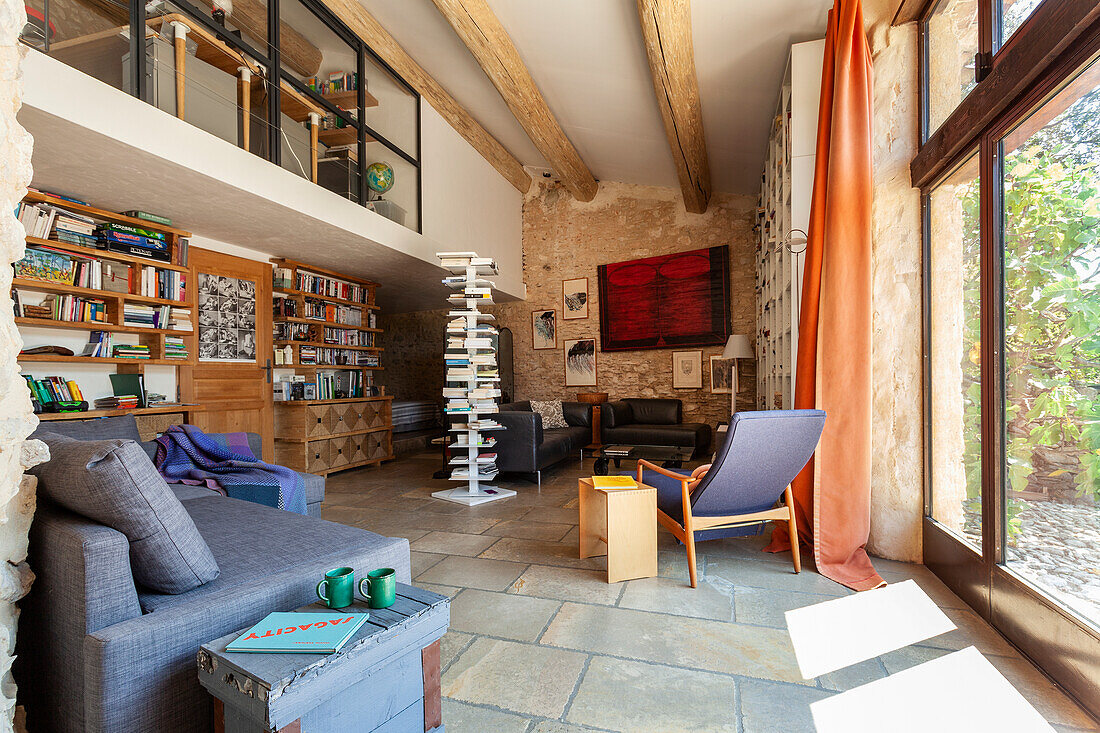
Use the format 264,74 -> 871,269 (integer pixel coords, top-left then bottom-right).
16,416 -> 411,733
600,398 -> 712,457
493,401 -> 592,485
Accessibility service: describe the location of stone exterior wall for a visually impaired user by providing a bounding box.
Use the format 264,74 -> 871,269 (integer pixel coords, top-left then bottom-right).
381,181 -> 759,439
0,5 -> 46,730
866,0 -> 924,562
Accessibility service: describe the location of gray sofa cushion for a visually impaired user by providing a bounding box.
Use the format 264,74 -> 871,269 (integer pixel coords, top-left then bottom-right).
31,414 -> 142,442
138,493 -> 410,614
30,433 -> 220,594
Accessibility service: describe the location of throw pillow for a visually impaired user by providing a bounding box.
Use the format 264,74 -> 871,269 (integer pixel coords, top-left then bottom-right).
531,400 -> 569,429
30,433 -> 220,594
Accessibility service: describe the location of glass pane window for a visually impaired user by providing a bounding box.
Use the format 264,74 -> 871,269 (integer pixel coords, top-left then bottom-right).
928,151 -> 983,549
362,52 -> 418,159
22,0 -> 136,93
1000,55 -> 1100,627
999,0 -> 1043,49
926,0 -> 979,136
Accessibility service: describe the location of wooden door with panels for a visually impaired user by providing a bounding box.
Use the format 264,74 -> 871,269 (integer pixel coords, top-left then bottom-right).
180,247 -> 274,460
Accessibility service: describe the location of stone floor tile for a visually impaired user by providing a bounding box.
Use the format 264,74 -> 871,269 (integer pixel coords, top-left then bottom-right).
480,537 -> 606,571
618,576 -> 733,621
443,638 -> 587,718
529,721 -> 591,733
449,589 -> 560,642
559,526 -> 579,546
522,506 -> 579,525
815,657 -> 888,692
878,644 -> 950,674
986,654 -> 1100,729
657,548 -> 693,581
509,564 -> 623,605
706,556 -> 851,596
541,603 -> 810,684
733,586 -> 836,628
896,572 -> 971,610
354,508 -> 503,535
440,699 -> 529,733
739,679 -> 834,733
417,555 -> 528,591
439,630 -> 475,670
410,551 -> 446,577
417,582 -> 462,598
484,519 -> 574,542
917,606 -> 1022,658
566,656 -> 738,733
412,531 -> 501,557
696,533 -> 792,566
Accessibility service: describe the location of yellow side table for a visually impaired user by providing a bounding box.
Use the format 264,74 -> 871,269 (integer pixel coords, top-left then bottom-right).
578,477 -> 658,583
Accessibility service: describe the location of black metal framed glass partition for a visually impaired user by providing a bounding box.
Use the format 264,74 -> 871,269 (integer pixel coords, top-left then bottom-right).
919,0 -> 1100,717
19,0 -> 422,232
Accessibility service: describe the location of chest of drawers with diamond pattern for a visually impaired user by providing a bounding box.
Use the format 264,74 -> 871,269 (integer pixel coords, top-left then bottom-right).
274,397 -> 394,475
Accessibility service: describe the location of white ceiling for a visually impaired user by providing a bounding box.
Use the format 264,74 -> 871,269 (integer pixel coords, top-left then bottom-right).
359,0 -> 831,195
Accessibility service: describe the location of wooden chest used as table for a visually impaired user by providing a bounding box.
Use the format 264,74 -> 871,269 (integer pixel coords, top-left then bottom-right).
578,477 -> 658,583
197,584 -> 449,733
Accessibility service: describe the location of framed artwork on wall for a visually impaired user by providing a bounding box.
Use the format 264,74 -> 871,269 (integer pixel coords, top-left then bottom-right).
197,273 -> 257,362
710,355 -> 734,394
672,350 -> 703,389
532,309 -> 557,349
597,245 -> 730,351
564,338 -> 597,386
562,277 -> 589,319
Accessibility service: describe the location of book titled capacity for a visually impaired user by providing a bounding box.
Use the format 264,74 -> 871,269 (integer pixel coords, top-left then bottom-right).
226,612 -> 369,654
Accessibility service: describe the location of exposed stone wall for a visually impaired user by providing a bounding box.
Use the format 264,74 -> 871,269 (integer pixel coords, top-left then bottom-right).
381,181 -> 758,437
865,0 -> 924,562
488,181 -> 757,433
1,4 -> 45,729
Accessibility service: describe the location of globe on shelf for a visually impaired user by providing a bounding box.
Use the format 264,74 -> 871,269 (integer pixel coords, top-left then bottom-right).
365,162 -> 395,195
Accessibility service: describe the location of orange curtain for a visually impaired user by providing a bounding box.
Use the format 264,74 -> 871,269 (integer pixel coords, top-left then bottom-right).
765,0 -> 884,592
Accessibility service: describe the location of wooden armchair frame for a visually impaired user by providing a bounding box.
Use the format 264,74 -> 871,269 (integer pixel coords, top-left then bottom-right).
637,459 -> 801,588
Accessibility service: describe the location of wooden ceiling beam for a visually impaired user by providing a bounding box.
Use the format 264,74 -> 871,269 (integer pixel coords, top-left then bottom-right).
320,0 -> 531,194
635,0 -> 711,214
427,0 -> 598,202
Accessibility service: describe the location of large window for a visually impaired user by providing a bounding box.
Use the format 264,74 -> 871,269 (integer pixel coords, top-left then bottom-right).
928,152 -> 982,549
918,0 -> 1100,718
19,0 -> 421,232
925,0 -> 979,135
999,56 -> 1100,626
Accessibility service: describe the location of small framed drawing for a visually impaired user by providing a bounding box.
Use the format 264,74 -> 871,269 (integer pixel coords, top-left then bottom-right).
562,277 -> 589,320
710,355 -> 734,394
672,350 -> 703,389
564,338 -> 597,386
532,309 -> 556,349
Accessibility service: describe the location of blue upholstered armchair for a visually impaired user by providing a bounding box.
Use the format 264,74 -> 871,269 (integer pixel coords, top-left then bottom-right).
635,409 -> 826,588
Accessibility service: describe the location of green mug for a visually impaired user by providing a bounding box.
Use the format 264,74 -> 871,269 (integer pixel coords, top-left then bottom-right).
316,566 -> 355,609
358,567 -> 396,609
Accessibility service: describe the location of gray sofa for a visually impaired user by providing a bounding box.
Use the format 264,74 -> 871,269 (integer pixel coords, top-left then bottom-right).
16,416 -> 411,733
600,398 -> 712,457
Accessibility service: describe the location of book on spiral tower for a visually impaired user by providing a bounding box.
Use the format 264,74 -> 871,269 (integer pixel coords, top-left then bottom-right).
226,612 -> 369,654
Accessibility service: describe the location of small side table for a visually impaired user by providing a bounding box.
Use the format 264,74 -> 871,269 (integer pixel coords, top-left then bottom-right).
198,584 -> 449,732
578,477 -> 658,583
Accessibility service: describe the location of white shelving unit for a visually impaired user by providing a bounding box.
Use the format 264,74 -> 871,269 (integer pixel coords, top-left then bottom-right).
431,251 -> 515,506
756,39 -> 823,410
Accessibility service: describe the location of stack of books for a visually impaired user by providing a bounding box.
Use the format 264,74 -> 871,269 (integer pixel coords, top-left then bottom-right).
80,331 -> 114,357
299,345 -> 318,364
169,308 -> 192,331
51,210 -> 98,247
94,395 -> 139,409
113,343 -> 151,360
123,304 -> 172,329
164,336 -> 188,360
39,294 -> 109,323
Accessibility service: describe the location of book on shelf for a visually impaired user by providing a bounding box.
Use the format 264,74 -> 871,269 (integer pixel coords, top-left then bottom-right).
94,395 -> 140,409
123,304 -> 173,329
164,336 -> 188,360
136,267 -> 186,301
120,209 -> 172,226
293,271 -> 368,304
112,344 -> 152,360
14,248 -> 72,284
170,308 -> 193,331
80,331 -> 114,357
110,373 -> 146,406
24,375 -> 85,405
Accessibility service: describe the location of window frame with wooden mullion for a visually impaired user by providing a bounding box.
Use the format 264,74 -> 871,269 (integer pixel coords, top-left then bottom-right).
917,0 -> 1100,718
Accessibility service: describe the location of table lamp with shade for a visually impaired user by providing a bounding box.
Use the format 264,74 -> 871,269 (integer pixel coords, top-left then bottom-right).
721,334 -> 754,418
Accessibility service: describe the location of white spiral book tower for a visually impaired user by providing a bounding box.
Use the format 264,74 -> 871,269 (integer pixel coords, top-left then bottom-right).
431,252 -> 515,506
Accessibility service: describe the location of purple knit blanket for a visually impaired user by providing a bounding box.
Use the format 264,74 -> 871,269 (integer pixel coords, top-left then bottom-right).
154,425 -> 306,514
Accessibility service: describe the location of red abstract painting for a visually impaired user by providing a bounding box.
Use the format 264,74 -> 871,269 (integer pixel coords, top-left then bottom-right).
597,246 -> 730,351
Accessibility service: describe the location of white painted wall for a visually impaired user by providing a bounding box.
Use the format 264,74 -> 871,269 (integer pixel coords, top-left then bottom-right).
419,100 -> 524,298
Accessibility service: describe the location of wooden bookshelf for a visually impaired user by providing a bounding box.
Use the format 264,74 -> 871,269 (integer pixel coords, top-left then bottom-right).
271,258 -> 391,474
14,193 -> 201,425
